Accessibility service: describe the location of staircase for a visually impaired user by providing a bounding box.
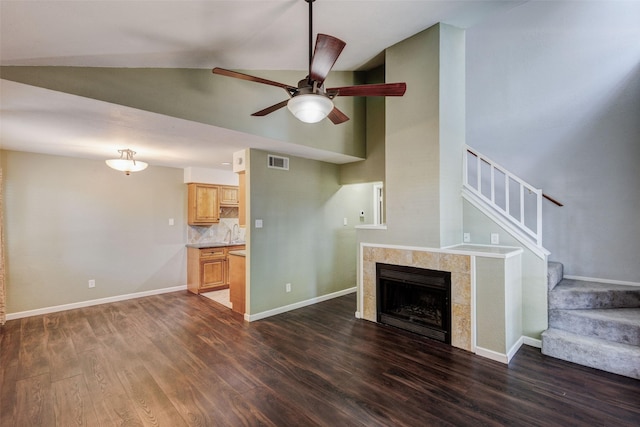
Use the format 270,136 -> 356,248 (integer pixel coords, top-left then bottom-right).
542,262 -> 640,379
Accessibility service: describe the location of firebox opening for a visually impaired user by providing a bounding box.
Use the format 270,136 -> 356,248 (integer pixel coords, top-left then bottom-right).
376,263 -> 452,344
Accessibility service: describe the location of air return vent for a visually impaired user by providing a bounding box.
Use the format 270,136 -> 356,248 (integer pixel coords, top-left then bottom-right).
267,154 -> 289,170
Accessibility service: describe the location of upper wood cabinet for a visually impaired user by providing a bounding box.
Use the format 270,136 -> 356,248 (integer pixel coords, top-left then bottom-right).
220,186 -> 239,206
238,173 -> 246,227
188,183 -> 220,225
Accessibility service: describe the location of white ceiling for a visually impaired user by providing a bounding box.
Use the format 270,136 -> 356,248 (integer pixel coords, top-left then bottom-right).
0,0 -> 525,170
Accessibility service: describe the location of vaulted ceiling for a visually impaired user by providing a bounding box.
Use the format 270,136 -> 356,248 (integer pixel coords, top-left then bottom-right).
0,0 -> 524,169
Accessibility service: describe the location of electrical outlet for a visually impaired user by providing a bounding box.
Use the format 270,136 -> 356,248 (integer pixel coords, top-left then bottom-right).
463,233 -> 471,243
88,279 -> 95,288
491,233 -> 500,245
168,218 -> 174,226
285,283 -> 291,293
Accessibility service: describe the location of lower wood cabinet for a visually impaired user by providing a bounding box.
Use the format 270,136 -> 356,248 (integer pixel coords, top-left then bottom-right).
187,245 -> 245,294
228,252 -> 246,315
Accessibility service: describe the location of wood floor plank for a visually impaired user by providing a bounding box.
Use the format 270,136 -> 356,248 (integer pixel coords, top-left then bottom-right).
138,340 -> 224,426
17,316 -> 50,380
79,347 -> 145,426
63,312 -> 99,354
46,337 -> 82,383
81,305 -> 119,338
116,364 -> 188,426
52,374 -> 100,427
14,373 -> 54,427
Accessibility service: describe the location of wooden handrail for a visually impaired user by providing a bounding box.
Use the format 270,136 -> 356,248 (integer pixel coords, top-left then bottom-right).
543,193 -> 563,207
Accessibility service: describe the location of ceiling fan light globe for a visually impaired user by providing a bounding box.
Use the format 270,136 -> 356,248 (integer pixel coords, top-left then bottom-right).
287,94 -> 334,123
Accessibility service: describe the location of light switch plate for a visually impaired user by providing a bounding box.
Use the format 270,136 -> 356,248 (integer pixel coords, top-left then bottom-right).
463,233 -> 470,243
255,219 -> 263,228
491,233 -> 500,244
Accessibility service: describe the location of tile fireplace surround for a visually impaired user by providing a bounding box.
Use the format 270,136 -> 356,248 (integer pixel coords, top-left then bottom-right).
359,242 -> 526,362
360,244 -> 474,352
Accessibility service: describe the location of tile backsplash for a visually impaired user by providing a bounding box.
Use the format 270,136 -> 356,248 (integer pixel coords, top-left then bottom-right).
187,218 -> 245,244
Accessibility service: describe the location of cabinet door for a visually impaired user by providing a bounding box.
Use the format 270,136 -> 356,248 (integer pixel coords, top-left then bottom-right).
238,173 -> 246,227
188,183 -> 220,224
220,186 -> 239,206
201,258 -> 226,289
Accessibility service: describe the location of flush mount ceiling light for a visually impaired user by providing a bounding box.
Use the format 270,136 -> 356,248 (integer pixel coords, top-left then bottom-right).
105,149 -> 148,175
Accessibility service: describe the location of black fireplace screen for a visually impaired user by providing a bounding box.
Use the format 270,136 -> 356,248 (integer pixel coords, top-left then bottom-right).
376,263 -> 452,344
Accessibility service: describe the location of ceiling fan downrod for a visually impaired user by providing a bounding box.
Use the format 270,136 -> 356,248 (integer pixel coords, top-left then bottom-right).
306,0 -> 315,85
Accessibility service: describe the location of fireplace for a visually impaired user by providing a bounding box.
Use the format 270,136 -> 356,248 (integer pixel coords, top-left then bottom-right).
376,263 -> 452,344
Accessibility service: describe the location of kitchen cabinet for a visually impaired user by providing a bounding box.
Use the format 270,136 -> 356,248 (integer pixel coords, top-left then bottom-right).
238,173 -> 246,227
228,251 -> 246,315
188,183 -> 219,225
187,247 -> 226,293
187,244 -> 246,294
220,186 -> 239,206
225,245 -> 245,285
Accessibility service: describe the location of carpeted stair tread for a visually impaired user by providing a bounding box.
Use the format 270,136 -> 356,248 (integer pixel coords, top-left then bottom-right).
541,328 -> 640,379
549,308 -> 640,346
549,279 -> 640,309
547,261 -> 563,291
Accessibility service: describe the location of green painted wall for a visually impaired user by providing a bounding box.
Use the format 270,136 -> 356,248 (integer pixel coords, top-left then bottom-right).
475,254 -> 523,355
340,66 -> 386,185
364,23 -> 464,247
476,257 -> 506,353
463,200 -> 548,339
0,66 -> 366,159
247,149 -> 365,315
1,150 -> 186,314
505,254 -> 523,352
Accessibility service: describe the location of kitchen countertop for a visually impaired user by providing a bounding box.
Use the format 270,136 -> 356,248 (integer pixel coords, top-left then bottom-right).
228,250 -> 246,257
185,242 -> 246,249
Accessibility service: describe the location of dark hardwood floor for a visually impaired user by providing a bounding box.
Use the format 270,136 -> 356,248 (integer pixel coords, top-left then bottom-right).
1,292 -> 639,426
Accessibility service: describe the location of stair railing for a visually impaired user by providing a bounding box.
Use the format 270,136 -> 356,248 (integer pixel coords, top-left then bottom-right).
463,145 -> 545,246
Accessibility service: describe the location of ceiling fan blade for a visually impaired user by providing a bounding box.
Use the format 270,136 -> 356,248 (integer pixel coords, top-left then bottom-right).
327,107 -> 350,125
212,68 -> 296,91
251,100 -> 290,117
309,34 -> 346,85
328,82 -> 407,97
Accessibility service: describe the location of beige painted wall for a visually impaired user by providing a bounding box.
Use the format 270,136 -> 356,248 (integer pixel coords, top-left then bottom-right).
2,150 -> 186,314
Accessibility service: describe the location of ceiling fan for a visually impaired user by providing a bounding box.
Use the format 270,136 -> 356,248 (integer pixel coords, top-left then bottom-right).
212,0 -> 406,124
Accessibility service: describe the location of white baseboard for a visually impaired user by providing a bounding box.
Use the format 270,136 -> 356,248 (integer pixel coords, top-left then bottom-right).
523,336 -> 542,348
476,335 -> 541,364
506,337 -> 524,362
563,275 -> 640,288
6,285 -> 187,321
246,287 -> 357,322
475,346 -> 509,364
